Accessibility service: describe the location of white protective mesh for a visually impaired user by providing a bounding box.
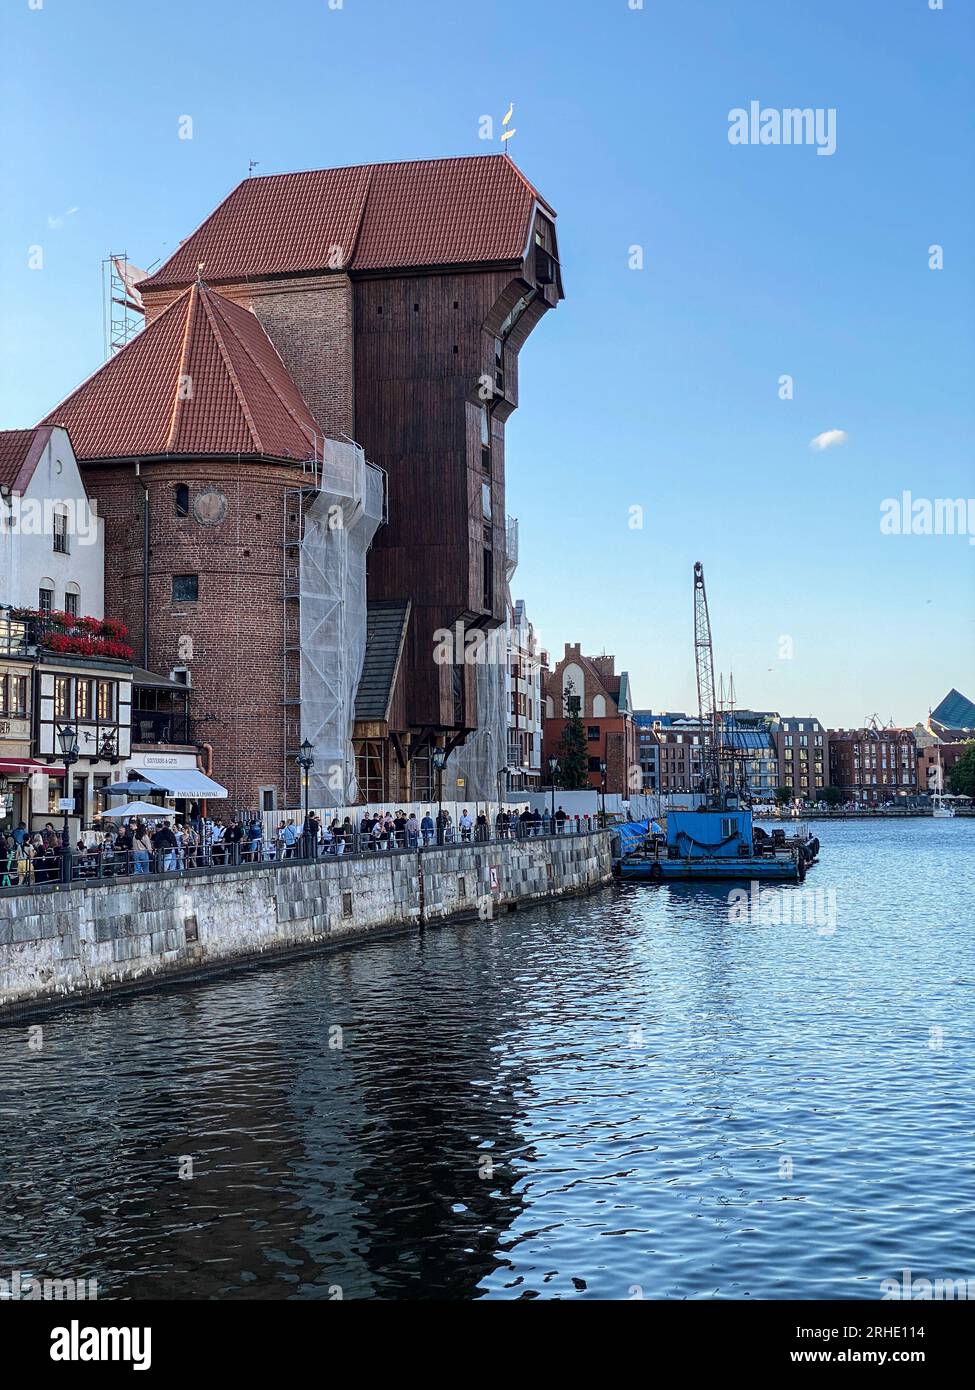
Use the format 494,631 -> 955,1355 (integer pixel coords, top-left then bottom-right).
446,624 -> 509,803
300,439 -> 384,808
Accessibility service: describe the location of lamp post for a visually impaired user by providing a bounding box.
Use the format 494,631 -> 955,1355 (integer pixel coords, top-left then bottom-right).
548,755 -> 559,828
57,722 -> 80,877
599,758 -> 607,826
296,738 -> 314,858
432,748 -> 447,842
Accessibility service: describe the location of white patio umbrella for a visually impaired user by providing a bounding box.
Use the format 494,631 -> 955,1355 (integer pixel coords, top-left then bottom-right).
100,801 -> 172,819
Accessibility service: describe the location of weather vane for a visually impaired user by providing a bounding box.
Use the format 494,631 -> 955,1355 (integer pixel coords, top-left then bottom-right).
501,102 -> 516,149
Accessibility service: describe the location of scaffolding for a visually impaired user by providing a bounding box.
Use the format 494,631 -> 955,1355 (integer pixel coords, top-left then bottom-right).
101,254 -> 146,358
283,439 -> 384,809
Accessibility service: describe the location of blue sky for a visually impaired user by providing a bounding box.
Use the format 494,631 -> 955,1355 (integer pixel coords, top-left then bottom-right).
2,0 -> 973,726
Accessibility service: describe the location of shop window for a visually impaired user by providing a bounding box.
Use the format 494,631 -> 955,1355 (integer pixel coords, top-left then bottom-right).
54,676 -> 70,719
75,679 -> 92,720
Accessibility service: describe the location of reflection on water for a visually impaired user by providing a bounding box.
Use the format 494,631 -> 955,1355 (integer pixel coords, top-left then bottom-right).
0,819 -> 972,1300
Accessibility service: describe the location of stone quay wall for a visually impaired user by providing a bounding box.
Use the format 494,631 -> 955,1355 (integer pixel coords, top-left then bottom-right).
0,833 -> 613,1019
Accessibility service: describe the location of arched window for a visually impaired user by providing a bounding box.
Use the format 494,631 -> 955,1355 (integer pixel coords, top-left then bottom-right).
174,484 -> 189,518
592,694 -> 606,718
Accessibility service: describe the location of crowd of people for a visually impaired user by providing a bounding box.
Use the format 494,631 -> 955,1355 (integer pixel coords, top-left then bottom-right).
1,803 -> 584,886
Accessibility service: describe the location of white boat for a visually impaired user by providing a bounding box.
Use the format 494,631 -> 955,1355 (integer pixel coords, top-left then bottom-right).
931,745 -> 955,817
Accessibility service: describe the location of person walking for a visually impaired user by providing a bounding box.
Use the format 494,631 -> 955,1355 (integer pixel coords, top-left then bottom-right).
459,808 -> 473,842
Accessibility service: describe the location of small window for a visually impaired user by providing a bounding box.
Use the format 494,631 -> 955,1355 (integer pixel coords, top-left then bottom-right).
588,757 -> 602,772
38,586 -> 54,614
172,574 -> 198,602
97,681 -> 115,721
10,675 -> 27,716
174,485 -> 189,518
54,676 -> 70,718
76,679 -> 92,720
482,547 -> 493,611
481,481 -> 492,521
64,590 -> 79,618
53,510 -> 69,554
587,726 -> 600,742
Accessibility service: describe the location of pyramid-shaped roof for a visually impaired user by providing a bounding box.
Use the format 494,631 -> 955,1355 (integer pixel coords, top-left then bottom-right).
137,155 -> 555,291
42,282 -> 320,462
930,688 -> 975,732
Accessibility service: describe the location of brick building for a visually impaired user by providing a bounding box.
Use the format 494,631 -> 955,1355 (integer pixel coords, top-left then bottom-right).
916,740 -> 970,795
770,715 -> 829,801
828,726 -> 918,803
542,644 -> 636,795
134,156 -> 563,805
42,155 -> 564,809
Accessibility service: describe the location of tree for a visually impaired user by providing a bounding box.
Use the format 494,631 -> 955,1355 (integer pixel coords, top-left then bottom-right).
822,785 -> 843,808
774,785 -> 794,805
948,742 -> 975,798
556,680 -> 588,790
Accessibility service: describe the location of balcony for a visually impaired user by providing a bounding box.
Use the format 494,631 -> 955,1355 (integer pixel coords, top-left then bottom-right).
131,710 -> 196,746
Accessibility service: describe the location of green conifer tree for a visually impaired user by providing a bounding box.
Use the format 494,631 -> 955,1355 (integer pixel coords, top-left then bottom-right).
557,680 -> 588,790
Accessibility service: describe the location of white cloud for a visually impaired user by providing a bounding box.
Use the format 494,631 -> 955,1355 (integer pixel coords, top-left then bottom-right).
809,428 -> 848,451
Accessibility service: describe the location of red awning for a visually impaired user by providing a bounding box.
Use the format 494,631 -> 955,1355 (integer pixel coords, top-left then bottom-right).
0,759 -> 66,776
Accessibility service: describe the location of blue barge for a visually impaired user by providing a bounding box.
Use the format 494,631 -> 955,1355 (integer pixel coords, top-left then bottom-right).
618,807 -> 819,884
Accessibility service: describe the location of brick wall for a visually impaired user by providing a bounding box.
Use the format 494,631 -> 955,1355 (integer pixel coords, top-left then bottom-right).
82,458 -> 309,809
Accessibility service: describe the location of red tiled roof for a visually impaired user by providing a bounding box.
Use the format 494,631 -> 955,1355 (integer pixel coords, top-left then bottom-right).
0,427 -> 48,488
42,283 -> 320,461
138,155 -> 554,291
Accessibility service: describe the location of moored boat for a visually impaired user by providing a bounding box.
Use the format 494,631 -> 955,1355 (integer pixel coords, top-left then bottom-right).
618,805 -> 819,884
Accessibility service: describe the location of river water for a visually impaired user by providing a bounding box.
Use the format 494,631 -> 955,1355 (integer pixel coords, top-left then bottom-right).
1,819 -> 972,1300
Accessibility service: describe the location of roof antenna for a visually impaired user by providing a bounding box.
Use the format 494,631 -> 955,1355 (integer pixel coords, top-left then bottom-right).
248,159 -> 260,178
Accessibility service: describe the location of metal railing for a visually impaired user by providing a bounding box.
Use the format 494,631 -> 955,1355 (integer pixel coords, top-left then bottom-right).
0,817 -> 609,894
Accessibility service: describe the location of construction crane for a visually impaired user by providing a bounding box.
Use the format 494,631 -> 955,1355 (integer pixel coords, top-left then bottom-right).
693,561 -> 721,803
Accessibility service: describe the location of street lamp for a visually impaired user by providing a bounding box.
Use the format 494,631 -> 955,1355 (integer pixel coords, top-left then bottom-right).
548,755 -> 559,827
296,738 -> 314,858
432,748 -> 447,842
57,723 -> 80,872
598,758 -> 607,825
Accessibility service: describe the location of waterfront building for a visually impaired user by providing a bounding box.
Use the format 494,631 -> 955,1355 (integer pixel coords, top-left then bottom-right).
506,598 -> 543,794
928,688 -> 975,741
828,726 -> 918,803
43,155 -> 563,809
42,280 -> 383,814
541,645 -> 637,796
770,715 -> 829,801
653,717 -> 706,795
632,711 -> 660,793
0,426 -> 129,836
0,426 -> 213,833
916,739 -> 970,795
